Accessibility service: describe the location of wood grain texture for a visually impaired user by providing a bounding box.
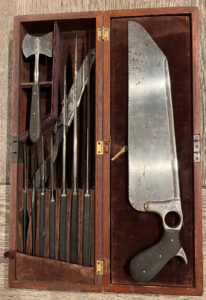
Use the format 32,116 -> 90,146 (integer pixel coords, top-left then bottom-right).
0,0 -> 206,298
1,184 -> 206,299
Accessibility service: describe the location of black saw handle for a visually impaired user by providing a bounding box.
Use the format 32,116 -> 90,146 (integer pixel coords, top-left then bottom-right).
30,83 -> 40,143
129,229 -> 181,282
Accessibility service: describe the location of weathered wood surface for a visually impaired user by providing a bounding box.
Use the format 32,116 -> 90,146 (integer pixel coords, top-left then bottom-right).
0,0 -> 205,299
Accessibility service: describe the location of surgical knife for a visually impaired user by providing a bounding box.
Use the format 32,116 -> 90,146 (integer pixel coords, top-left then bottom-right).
39,136 -> 45,257
49,133 -> 56,259
23,143 -> 29,253
59,66 -> 67,261
70,35 -> 79,264
82,31 -> 92,266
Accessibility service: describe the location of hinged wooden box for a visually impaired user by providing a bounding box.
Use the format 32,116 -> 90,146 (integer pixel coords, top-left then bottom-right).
7,7 -> 203,296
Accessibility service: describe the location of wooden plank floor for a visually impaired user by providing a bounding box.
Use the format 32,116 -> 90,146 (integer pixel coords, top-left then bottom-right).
0,0 -> 205,299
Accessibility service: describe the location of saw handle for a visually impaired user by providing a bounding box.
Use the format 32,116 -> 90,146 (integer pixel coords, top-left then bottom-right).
129,229 -> 183,282
30,83 -> 41,143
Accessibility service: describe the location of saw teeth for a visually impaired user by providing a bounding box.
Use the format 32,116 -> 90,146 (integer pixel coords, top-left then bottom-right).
127,21 -> 180,210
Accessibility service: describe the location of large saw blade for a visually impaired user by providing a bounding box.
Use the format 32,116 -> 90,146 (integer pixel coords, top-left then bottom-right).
128,21 -> 179,211
128,21 -> 187,282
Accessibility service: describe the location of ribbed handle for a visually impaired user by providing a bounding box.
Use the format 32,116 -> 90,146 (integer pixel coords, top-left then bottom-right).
59,194 -> 67,261
39,193 -> 45,257
49,199 -> 56,259
22,191 -> 29,253
70,193 -> 79,264
82,194 -> 91,266
31,187 -> 36,256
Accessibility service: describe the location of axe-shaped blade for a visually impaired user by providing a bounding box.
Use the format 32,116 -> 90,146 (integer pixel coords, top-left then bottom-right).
22,32 -> 53,143
22,32 -> 53,58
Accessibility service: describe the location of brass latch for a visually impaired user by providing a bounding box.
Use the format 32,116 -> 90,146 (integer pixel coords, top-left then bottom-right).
96,260 -> 104,275
96,140 -> 110,155
194,134 -> 201,163
97,27 -> 109,41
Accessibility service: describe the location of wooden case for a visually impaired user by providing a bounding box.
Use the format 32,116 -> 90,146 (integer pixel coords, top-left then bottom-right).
7,7 -> 202,296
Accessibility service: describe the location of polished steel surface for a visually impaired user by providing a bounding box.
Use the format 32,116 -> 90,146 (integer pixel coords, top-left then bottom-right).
128,21 -> 180,211
34,49 -> 96,189
86,31 -> 91,195
73,35 -> 78,194
22,32 -> 53,83
57,49 -> 96,129
62,66 -> 67,195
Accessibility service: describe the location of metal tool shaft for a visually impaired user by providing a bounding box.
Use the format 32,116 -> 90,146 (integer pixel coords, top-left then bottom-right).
32,147 -> 37,256
85,32 -> 91,195
59,66 -> 67,261
32,184 -> 36,255
70,35 -> 79,264
34,52 -> 40,83
49,133 -> 56,259
82,31 -> 92,266
23,143 -> 29,253
73,35 -> 78,194
62,66 -> 67,195
39,136 -> 45,257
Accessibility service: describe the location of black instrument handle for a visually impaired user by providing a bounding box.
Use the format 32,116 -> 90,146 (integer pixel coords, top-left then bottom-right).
82,194 -> 91,266
23,191 -> 29,253
59,193 -> 67,261
70,193 -> 79,264
49,199 -> 56,259
129,229 -> 184,282
30,83 -> 40,143
31,188 -> 36,256
39,192 -> 45,257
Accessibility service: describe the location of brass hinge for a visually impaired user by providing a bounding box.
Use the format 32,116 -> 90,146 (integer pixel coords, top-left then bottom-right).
97,27 -> 109,41
96,140 -> 110,156
194,134 -> 201,163
96,260 -> 104,275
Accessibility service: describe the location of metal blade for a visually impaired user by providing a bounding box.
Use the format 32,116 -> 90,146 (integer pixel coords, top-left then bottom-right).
128,21 -> 180,212
22,32 -> 53,58
34,49 -> 95,189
